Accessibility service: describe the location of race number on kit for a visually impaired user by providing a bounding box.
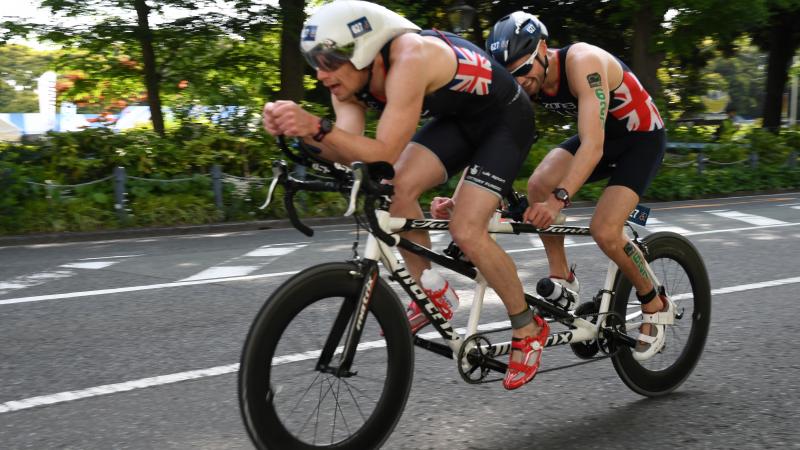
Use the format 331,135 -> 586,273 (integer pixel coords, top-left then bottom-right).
628,204 -> 651,226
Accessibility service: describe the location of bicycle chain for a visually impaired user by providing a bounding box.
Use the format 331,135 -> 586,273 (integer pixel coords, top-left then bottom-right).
455,307 -> 627,384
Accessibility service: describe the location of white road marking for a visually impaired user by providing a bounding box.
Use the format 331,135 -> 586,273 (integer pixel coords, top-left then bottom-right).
527,235 -> 576,248
682,222 -> 799,236
244,247 -> 299,257
60,261 -> 118,270
705,210 -> 788,226
646,218 -> 692,234
0,364 -> 240,414
0,270 -> 75,295
77,255 -> 143,261
1,274 -> 798,415
181,243 -> 307,281
182,266 -> 261,280
2,222 -> 800,305
507,241 -> 596,253
0,271 -> 299,306
0,254 -> 143,295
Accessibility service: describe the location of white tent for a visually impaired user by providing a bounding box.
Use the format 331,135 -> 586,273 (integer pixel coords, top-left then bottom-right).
0,116 -> 22,142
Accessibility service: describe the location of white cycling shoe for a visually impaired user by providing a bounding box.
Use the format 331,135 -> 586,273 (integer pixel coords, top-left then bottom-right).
633,293 -> 676,361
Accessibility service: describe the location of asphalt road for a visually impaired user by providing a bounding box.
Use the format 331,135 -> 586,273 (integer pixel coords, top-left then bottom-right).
1,192 -> 799,449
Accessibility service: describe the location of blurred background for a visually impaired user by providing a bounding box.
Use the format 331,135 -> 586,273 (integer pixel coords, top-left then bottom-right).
0,0 -> 798,235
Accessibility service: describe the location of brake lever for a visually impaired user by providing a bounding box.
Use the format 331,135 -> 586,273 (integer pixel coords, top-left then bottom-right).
259,161 -> 288,210
344,163 -> 364,216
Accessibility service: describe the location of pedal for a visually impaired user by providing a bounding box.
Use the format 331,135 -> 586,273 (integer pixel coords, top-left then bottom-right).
598,312 -> 633,355
524,293 -> 573,324
443,241 -> 473,267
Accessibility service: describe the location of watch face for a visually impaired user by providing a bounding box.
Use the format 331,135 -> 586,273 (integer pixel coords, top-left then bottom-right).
320,118 -> 333,133
553,188 -> 570,206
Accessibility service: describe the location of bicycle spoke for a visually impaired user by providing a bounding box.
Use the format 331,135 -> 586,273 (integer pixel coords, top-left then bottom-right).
340,378 -> 370,422
326,376 -> 353,440
286,370 -> 326,420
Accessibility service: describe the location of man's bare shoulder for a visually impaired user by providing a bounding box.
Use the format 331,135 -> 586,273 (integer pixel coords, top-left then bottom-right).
388,32 -> 426,62
566,42 -> 610,64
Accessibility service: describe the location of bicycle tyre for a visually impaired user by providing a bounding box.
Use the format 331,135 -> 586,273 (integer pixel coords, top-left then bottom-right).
239,262 -> 414,449
610,231 -> 711,397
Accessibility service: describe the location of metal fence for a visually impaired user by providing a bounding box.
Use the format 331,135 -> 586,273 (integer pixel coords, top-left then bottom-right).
15,144 -> 799,222
22,165 -> 274,222
663,142 -> 798,174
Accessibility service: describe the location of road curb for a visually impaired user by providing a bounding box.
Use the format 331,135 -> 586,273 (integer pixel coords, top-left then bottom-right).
0,216 -> 355,246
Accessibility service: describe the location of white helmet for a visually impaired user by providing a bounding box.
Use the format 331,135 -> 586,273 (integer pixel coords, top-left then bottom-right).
300,0 -> 421,71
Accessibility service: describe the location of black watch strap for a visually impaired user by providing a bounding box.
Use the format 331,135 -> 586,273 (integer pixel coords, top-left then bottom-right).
313,118 -> 333,142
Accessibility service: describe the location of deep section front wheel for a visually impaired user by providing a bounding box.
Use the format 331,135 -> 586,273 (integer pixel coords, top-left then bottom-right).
611,231 -> 711,397
239,262 -> 413,449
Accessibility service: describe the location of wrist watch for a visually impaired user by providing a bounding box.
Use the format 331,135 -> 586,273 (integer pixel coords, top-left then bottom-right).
552,187 -> 571,208
313,118 -> 333,142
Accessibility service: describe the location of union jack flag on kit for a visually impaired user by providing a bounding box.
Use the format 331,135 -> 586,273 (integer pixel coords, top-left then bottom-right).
610,72 -> 664,131
446,46 -> 492,95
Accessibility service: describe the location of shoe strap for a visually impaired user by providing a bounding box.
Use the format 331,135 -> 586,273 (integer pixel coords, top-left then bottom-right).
642,298 -> 674,324
635,332 -> 658,344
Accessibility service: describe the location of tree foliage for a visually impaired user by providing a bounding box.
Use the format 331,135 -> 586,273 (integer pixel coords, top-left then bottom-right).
4,0 -> 280,133
0,45 -> 55,112
0,0 -> 798,132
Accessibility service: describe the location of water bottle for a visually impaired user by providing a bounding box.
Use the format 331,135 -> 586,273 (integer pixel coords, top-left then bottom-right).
536,277 -> 577,311
420,268 -> 460,318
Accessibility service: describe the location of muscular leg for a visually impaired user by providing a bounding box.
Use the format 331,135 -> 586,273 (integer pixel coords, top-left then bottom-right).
390,143 -> 448,281
449,183 -> 541,343
590,185 -> 664,314
528,147 -> 573,278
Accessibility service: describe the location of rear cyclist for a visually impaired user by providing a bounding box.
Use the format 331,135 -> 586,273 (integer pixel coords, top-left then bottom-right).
263,1 -> 546,389
434,12 -> 674,359
487,12 -> 674,360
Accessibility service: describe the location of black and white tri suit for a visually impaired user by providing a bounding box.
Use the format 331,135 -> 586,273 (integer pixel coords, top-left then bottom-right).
537,44 -> 666,196
358,30 -> 536,198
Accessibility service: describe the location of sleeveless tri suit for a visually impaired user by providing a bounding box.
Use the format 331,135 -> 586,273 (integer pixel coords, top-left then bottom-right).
358,30 -> 536,197
536,44 -> 666,195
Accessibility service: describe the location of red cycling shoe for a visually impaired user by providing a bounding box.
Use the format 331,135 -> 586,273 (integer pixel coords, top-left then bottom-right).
503,315 -> 549,390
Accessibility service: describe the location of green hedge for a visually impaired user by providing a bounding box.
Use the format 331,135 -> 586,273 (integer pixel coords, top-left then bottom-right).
1,124 -> 798,236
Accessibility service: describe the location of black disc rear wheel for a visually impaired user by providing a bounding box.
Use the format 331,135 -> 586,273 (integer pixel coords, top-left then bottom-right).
611,232 -> 711,396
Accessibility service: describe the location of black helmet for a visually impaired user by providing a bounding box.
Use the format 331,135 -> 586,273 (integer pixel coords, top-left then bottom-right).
486,12 -> 548,66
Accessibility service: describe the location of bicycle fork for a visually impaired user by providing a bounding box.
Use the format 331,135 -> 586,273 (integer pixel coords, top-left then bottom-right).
316,260 -> 380,378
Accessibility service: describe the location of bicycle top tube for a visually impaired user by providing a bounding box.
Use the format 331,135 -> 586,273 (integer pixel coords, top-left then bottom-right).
267,138 -> 593,240
385,216 -> 593,236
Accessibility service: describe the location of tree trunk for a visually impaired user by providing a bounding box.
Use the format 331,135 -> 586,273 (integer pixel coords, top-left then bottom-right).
762,14 -> 800,131
133,0 -> 165,136
630,3 -> 663,98
278,0 -> 306,102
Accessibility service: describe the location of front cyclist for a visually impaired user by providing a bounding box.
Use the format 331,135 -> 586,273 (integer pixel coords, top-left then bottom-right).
262,1 -> 545,389
485,12 -> 675,360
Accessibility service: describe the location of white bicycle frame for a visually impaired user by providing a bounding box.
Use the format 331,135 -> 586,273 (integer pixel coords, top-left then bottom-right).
361,209 -> 661,367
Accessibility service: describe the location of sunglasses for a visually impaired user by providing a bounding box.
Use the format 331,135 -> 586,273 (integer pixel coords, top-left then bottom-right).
303,41 -> 355,72
508,47 -> 540,77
